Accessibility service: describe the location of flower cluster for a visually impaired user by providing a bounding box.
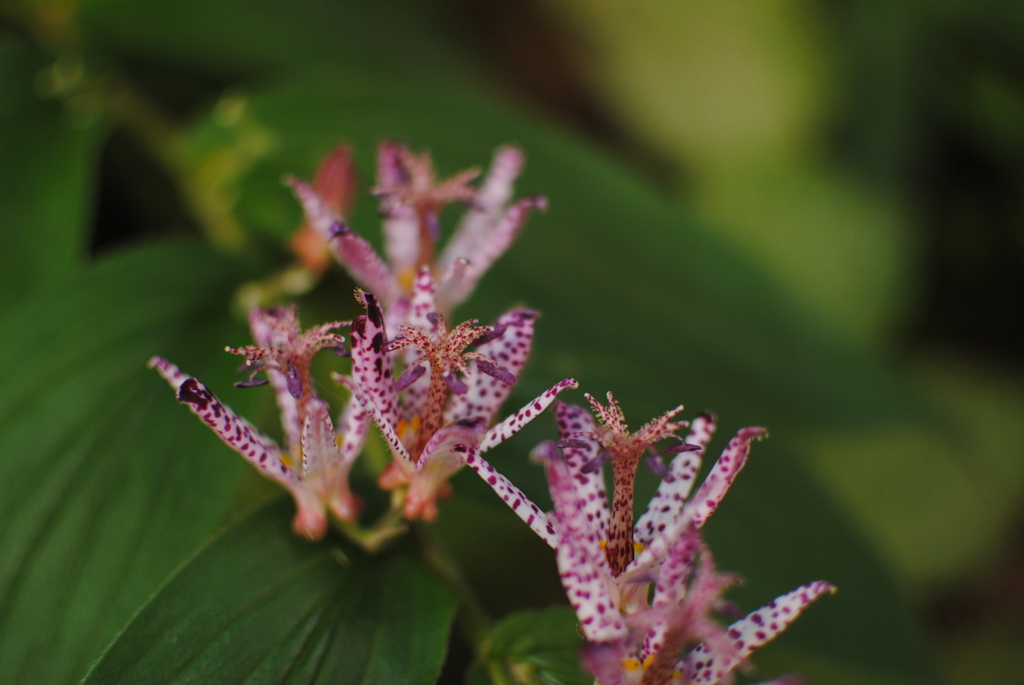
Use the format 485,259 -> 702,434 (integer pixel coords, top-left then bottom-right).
151,142 -> 832,685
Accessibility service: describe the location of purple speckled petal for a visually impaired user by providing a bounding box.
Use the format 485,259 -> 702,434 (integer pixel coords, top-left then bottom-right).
349,291 -> 401,428
463,449 -> 558,547
580,640 -> 633,685
440,146 -> 524,271
149,357 -> 296,485
681,582 -> 836,685
683,426 -> 765,529
335,375 -> 411,464
478,378 -> 578,453
376,141 -> 421,277
544,454 -> 627,643
638,532 -> 701,661
435,195 -> 546,310
555,402 -> 610,542
407,266 -> 437,331
337,393 -> 369,468
248,308 -> 301,456
628,427 -> 764,579
287,177 -> 402,307
634,413 -> 717,547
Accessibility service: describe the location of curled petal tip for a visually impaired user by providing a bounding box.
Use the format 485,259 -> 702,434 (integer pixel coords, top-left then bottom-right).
146,356 -> 161,369
530,440 -> 563,463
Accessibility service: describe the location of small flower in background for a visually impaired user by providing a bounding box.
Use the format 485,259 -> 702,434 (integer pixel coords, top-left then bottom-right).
474,398 -> 834,685
149,306 -> 358,540
286,141 -> 546,334
336,281 -> 577,521
288,144 -> 358,275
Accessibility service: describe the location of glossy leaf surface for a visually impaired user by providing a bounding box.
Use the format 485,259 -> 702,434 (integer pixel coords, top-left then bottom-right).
0,242 -> 254,684
85,500 -> 456,685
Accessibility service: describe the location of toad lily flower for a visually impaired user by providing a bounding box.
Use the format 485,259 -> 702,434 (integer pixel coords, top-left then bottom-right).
474,396 -> 834,685
334,277 -> 577,522
149,306 -> 359,540
287,141 -> 545,335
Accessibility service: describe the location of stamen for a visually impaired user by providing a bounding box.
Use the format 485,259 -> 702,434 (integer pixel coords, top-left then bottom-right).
234,378 -> 270,388
325,220 -> 349,239
476,359 -> 516,385
286,366 -> 303,399
443,373 -> 467,395
471,323 -> 507,346
395,363 -> 427,391
663,442 -> 702,454
581,450 -> 611,474
554,438 -> 591,450
645,454 -> 669,478
236,360 -> 265,374
333,345 -> 351,357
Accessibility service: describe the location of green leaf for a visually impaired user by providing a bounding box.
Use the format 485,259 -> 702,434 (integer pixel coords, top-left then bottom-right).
0,38 -> 101,311
79,0 -> 463,80
84,499 -> 456,685
475,607 -> 590,685
0,241 -> 258,685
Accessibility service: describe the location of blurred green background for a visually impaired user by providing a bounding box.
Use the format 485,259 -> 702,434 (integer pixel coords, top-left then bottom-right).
1,1 -> 1022,684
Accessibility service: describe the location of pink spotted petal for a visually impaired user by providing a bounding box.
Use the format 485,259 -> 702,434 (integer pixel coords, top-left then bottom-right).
350,291 -> 401,428
683,426 -> 765,529
478,378 -> 579,453
407,266 -> 437,331
435,195 -> 546,311
545,456 -> 626,643
247,308 -> 301,456
440,146 -> 524,271
287,177 -> 402,307
335,375 -> 412,464
681,582 -> 836,685
444,309 -> 537,425
634,413 -> 718,547
463,449 -> 558,547
149,357 -> 297,486
579,640 -> 633,685
555,402 -> 610,541
337,394 -> 369,468
376,142 -> 422,277
627,427 -> 764,579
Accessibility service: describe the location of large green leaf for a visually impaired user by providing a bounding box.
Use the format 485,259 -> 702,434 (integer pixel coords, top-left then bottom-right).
0,38 -> 100,311
84,499 -> 456,685
208,78 -> 936,683
0,242 -> 259,685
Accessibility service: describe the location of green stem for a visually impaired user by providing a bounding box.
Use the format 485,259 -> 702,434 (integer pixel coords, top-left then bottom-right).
331,488 -> 409,554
